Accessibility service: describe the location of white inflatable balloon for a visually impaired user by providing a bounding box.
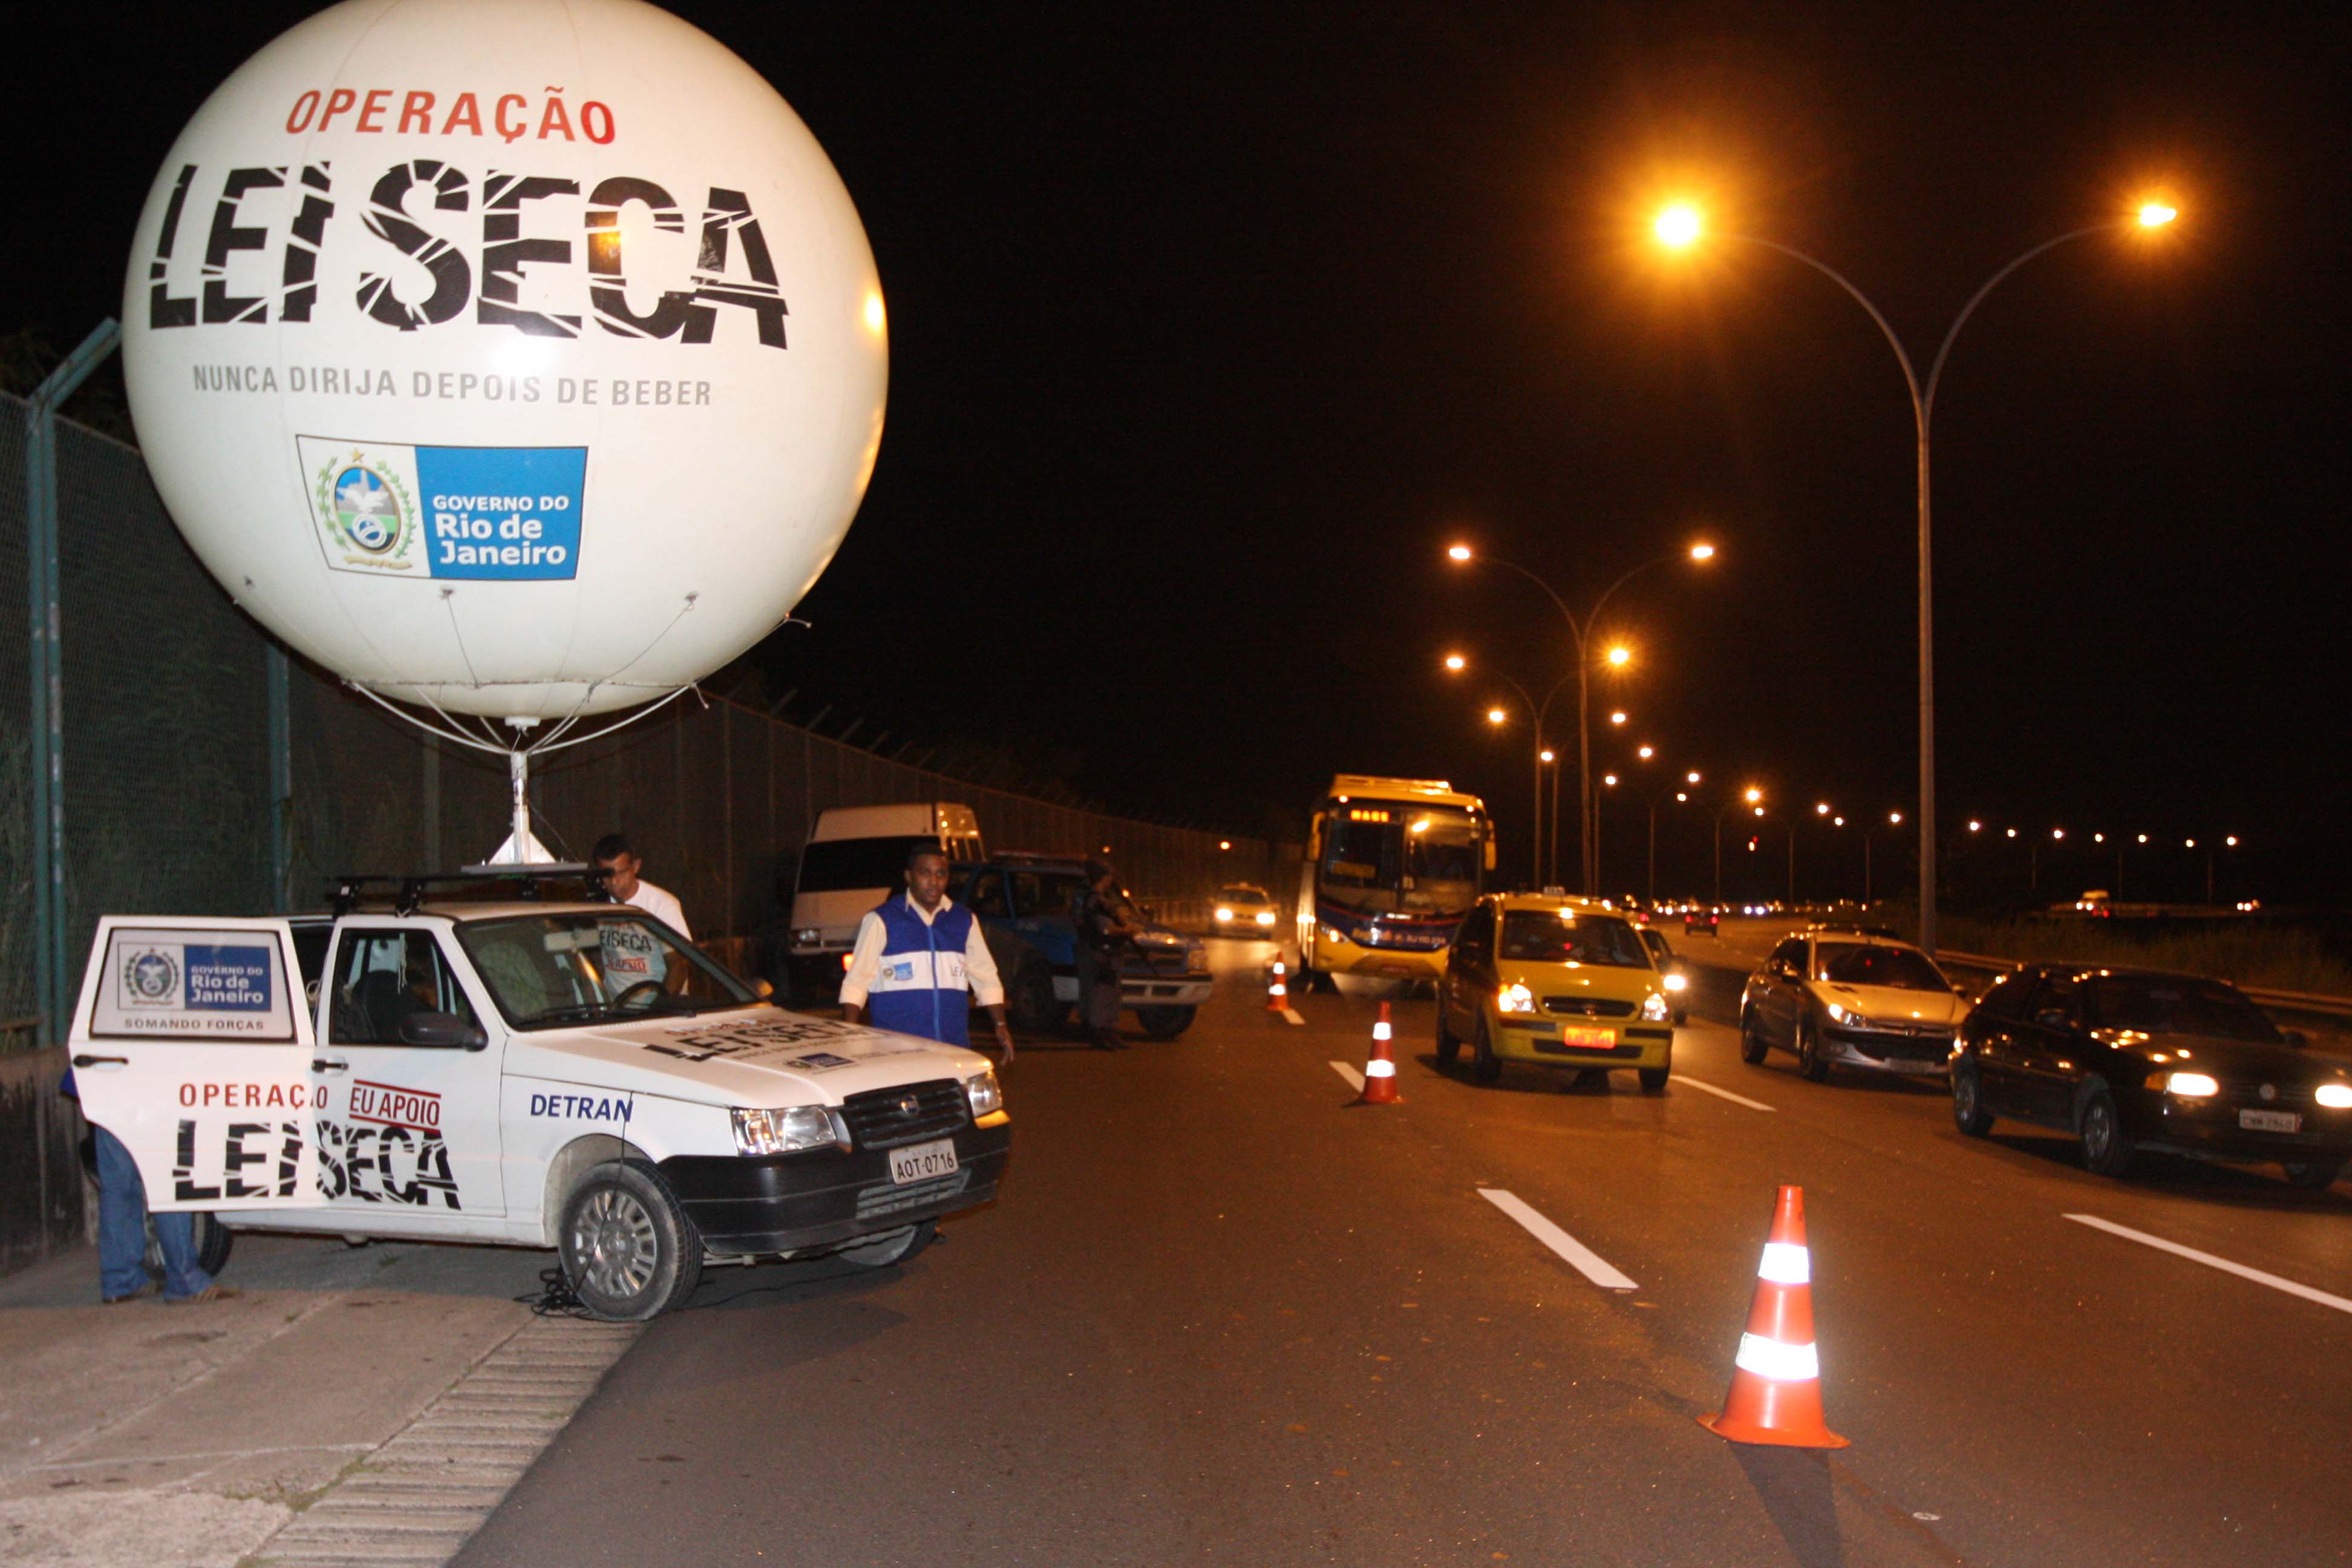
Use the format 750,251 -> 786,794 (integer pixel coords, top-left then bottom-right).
121,0 -> 886,719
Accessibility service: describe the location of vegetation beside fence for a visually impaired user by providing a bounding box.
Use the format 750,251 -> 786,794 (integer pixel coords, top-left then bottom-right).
1920,912 -> 2352,998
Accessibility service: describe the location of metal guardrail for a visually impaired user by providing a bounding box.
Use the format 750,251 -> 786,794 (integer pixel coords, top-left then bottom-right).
1938,949 -> 2352,1022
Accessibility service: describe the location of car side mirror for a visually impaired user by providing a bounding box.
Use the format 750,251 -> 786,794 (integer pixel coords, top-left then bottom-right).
399,1011 -> 488,1051
2284,1028 -> 2308,1050
753,978 -> 776,1000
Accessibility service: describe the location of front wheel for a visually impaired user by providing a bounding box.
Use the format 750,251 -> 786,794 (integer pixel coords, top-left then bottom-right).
838,1219 -> 938,1268
558,1161 -> 703,1321
1795,1019 -> 1832,1082
1638,1067 -> 1670,1094
1950,1061 -> 1995,1137
1471,1016 -> 1502,1083
2077,1084 -> 2135,1178
1136,1005 -> 1194,1040
2282,1158 -> 2344,1191
1739,1009 -> 1769,1065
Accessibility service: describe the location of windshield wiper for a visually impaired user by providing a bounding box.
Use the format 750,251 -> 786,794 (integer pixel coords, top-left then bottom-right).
519,1001 -> 614,1026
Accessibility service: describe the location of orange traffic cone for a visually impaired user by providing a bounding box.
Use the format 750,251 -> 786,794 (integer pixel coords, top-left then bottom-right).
1266,959 -> 1290,1012
1354,1002 -> 1402,1105
1699,1185 -> 1848,1448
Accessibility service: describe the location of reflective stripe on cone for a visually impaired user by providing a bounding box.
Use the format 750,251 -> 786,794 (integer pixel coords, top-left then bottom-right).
1354,1001 -> 1402,1105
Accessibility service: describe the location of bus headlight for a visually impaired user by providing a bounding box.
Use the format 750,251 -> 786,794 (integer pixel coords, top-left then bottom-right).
1641,992 -> 1671,1022
1497,982 -> 1537,1014
731,1105 -> 837,1156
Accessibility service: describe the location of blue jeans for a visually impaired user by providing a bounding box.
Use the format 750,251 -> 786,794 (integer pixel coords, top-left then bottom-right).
94,1126 -> 214,1301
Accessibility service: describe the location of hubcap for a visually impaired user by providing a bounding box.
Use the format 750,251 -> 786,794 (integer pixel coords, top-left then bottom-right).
2086,1105 -> 2113,1158
569,1187 -> 658,1301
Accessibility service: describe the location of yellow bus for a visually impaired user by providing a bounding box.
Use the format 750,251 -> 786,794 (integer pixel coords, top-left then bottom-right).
1296,776 -> 1494,985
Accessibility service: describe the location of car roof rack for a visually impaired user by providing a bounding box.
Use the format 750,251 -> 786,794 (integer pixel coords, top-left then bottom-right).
330,864 -> 612,919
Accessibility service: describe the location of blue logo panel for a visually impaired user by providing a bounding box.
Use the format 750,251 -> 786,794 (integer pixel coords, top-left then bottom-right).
184,945 -> 273,1011
414,445 -> 588,581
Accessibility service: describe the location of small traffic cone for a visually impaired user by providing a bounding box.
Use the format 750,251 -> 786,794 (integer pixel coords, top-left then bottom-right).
1266,959 -> 1290,1012
1699,1185 -> 1848,1448
1354,1002 -> 1402,1105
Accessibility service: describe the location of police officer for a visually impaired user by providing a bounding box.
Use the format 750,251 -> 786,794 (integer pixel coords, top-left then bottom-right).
840,845 -> 1016,1063
1073,858 -> 1141,1050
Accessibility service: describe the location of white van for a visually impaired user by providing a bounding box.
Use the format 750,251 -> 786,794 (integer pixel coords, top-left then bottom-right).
67,890 -> 1010,1321
786,803 -> 984,999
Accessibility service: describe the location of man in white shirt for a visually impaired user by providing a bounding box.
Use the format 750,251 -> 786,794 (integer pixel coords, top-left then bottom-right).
840,846 -> 1015,1063
591,834 -> 691,939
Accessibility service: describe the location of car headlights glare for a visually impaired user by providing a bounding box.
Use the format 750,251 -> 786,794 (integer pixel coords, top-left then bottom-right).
2315,1082 -> 2352,1109
1215,907 -> 1234,921
1497,982 -> 1537,1014
2162,1071 -> 2220,1098
1825,1001 -> 1869,1028
1662,972 -> 1687,992
731,1105 -> 838,1157
1641,991 -> 1671,1022
965,1070 -> 1004,1119
1255,910 -> 1277,926
791,927 -> 822,947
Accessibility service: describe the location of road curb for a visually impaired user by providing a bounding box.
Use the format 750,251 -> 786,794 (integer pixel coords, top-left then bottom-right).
246,1316 -> 639,1567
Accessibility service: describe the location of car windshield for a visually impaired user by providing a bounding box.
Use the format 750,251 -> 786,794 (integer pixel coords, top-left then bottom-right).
1815,944 -> 1948,991
1499,912 -> 1649,967
457,912 -> 758,1029
1218,887 -> 1271,907
2089,975 -> 2281,1043
796,835 -> 938,893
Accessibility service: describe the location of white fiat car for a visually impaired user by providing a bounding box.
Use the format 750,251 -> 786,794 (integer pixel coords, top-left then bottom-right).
67,890 -> 1010,1321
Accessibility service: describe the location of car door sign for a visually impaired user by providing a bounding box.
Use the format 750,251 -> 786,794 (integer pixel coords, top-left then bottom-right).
94,927 -> 299,1039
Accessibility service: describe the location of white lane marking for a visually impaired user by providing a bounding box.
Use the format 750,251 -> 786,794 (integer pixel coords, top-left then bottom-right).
1329,1060 -> 1365,1091
2065,1214 -> 2352,1317
1676,1075 -> 1776,1112
1478,1188 -> 1638,1291
1281,1008 -> 1305,1025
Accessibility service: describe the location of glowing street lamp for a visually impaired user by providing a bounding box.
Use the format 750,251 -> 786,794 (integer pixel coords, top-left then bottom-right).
1743,786 -> 1763,805
1447,543 -> 1473,562
1606,645 -> 1632,668
1610,710 -> 1628,725
1443,652 -> 1466,671
1815,802 -> 1831,816
1450,651 -> 1570,884
1486,707 -> 1508,726
1637,745 -> 1655,760
1650,194 -> 2183,956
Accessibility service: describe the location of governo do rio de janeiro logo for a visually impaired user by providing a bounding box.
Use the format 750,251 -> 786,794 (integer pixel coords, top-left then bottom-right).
313,448 -> 421,571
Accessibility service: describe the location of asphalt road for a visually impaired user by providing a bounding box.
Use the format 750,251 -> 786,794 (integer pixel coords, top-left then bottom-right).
454,933 -> 2352,1568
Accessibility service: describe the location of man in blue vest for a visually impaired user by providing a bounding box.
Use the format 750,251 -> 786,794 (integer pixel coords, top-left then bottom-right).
839,845 -> 1016,1063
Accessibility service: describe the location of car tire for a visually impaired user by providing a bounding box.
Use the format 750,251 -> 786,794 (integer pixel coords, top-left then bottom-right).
2077,1083 -> 2135,1178
838,1218 -> 938,1268
1638,1067 -> 1670,1094
2282,1158 -> 2344,1191
146,1213 -> 235,1280
1738,1008 -> 1769,1065
1008,961 -> 1067,1034
1795,1019 -> 1832,1082
558,1161 -> 704,1322
1471,1016 -> 1502,1083
1435,1005 -> 1461,1065
1950,1061 -> 1995,1137
1137,1005 -> 1194,1040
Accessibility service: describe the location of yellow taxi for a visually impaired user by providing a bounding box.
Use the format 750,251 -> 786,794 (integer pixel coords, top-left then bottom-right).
1435,893 -> 1677,1091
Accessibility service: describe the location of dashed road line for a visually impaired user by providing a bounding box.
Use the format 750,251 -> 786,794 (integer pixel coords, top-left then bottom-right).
1478,1188 -> 1638,1291
2065,1214 -> 2352,1317
1329,1060 -> 1365,1091
1676,1075 -> 1776,1112
1281,1007 -> 1305,1025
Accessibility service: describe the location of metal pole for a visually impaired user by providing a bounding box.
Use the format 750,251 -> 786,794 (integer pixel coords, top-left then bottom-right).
1711,810 -> 1722,906
1646,800 -> 1656,905
1864,835 -> 1873,905
24,319 -> 120,1044
1576,645 -> 1592,895
1530,737 -> 1543,887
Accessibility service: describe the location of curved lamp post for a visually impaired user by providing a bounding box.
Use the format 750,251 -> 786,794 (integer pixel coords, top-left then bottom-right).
1653,198 -> 2178,954
1448,654 -> 1572,886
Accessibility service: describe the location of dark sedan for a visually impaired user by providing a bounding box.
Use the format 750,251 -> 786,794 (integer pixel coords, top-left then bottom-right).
1950,965 -> 2352,1186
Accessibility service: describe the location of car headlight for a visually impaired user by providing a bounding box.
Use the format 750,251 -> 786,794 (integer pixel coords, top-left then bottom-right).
2161,1071 -> 2220,1098
1824,1001 -> 1866,1027
1662,972 -> 1687,992
964,1070 -> 1004,1119
1215,907 -> 1234,922
2316,1082 -> 2352,1109
1186,941 -> 1208,969
1641,991 -> 1671,1022
1497,982 -> 1537,1014
791,927 -> 822,947
731,1105 -> 838,1156
1255,910 -> 1276,926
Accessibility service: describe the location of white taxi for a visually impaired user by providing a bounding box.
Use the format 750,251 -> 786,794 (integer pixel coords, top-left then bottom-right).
67,890 -> 1010,1321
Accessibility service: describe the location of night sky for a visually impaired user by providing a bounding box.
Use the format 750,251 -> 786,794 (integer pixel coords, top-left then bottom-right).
17,2 -> 2351,905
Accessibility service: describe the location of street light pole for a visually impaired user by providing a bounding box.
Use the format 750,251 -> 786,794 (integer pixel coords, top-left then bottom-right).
1448,544 -> 1713,897
1451,656 -> 1572,887
1655,202 -> 2176,955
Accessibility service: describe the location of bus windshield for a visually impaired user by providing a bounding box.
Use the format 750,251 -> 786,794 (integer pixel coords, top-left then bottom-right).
1319,806 -> 1481,916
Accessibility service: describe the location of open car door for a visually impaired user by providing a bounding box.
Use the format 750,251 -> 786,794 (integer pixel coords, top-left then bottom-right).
68,916 -> 324,1213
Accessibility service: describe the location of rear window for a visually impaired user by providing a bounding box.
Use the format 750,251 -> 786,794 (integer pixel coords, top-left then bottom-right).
1499,912 -> 1648,967
1815,944 -> 1947,991
795,836 -> 938,893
